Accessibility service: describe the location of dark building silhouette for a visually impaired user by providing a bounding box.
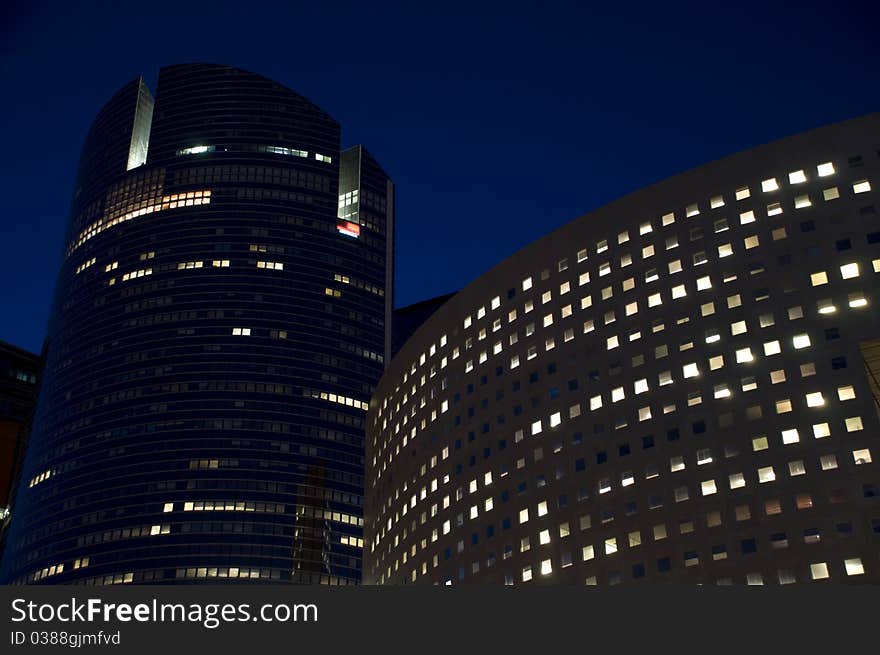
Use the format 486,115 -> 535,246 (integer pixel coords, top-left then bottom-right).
391,293 -> 456,359
366,114 -> 880,585
0,64 -> 393,585
0,341 -> 42,559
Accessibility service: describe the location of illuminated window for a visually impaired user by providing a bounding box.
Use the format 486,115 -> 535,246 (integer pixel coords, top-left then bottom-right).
701,480 -> 717,496
776,399 -> 792,414
848,293 -> 867,308
752,436 -> 769,451
789,169 -> 807,184
794,194 -> 811,208
758,466 -> 776,483
744,235 -> 759,249
840,262 -> 859,279
522,277 -> 532,291
735,347 -> 753,363
792,334 -> 811,349
852,180 -> 871,194
845,416 -> 863,432
817,162 -> 835,177
781,428 -> 799,444
739,210 -> 755,224
671,284 -> 686,299
682,362 -> 699,378
805,391 -> 824,407
767,202 -> 783,216
761,178 -> 779,192
662,211 -> 675,226
718,243 -> 733,258
735,186 -> 750,200
810,563 -> 829,580
820,454 -> 838,470
232,328 -> 251,336
823,187 -> 840,201
845,559 -> 865,576
696,275 -> 712,291
812,422 -> 831,438
853,448 -> 872,465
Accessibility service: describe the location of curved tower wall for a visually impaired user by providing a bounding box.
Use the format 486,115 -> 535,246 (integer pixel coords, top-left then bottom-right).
366,115 -> 880,585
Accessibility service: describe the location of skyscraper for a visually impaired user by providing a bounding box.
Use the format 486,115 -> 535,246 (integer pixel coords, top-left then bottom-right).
0,64 -> 393,585
365,114 -> 879,585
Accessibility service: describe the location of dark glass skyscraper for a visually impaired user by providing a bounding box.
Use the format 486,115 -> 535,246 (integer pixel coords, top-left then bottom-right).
0,64 -> 393,585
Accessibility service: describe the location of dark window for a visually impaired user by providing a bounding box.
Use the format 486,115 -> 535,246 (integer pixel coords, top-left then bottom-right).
596,451 -> 607,464
835,238 -> 852,251
741,538 -> 757,554
800,220 -> 815,232
657,557 -> 671,572
831,356 -> 847,369
642,435 -> 655,449
824,327 -> 840,341
632,563 -> 645,579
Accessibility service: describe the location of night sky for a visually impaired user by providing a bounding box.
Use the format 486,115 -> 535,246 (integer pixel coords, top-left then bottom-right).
2,0 -> 877,353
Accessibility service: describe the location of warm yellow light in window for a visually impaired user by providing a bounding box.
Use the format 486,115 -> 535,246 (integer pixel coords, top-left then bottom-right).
844,558 -> 865,576
761,178 -> 778,192
792,333 -> 811,349
781,428 -> 800,444
837,385 -> 856,401
840,262 -> 859,279
848,293 -> 867,308
805,392 -> 824,407
810,562 -> 829,580
758,466 -> 776,483
852,180 -> 871,194
817,299 -> 836,314
817,162 -> 835,177
739,210 -> 755,224
789,170 -> 807,184
813,422 -> 831,438
735,348 -> 753,363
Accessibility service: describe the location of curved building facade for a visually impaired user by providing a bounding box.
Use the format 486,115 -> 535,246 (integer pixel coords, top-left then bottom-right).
1,64 -> 393,585
365,114 -> 880,585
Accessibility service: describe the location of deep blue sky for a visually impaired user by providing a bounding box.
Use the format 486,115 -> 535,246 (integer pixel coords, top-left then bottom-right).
1,0 -> 876,353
